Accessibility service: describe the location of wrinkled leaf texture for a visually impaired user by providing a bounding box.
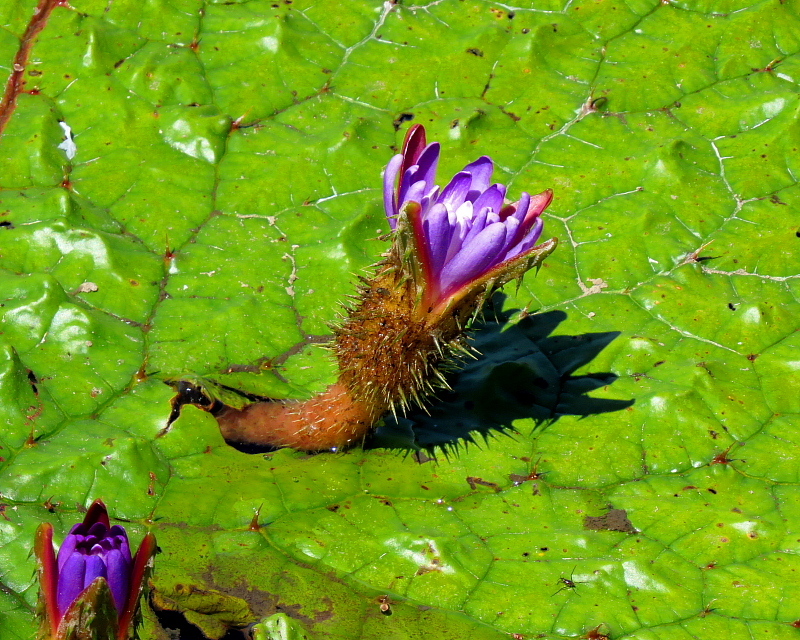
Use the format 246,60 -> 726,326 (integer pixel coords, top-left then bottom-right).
1,0 -> 800,638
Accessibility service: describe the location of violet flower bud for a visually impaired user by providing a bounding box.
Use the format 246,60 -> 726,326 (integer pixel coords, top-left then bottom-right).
34,500 -> 156,640
383,124 -> 556,317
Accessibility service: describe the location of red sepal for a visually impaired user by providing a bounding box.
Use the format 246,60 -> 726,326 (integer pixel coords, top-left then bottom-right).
404,201 -> 438,308
398,124 -> 427,193
83,499 -> 110,530
34,522 -> 59,636
116,532 -> 156,640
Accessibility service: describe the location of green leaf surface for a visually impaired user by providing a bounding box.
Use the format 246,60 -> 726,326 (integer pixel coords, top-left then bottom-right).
1,0 -> 800,639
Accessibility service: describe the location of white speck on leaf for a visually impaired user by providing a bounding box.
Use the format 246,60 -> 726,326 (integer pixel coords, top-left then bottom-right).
762,97 -> 785,118
260,36 -> 279,53
58,121 -> 77,159
584,278 -> 609,295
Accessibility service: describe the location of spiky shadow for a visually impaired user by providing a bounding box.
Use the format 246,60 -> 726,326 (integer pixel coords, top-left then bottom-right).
365,294 -> 634,453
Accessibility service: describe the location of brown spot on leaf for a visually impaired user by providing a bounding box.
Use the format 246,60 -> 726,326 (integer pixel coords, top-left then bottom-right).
466,476 -> 501,492
584,509 -> 636,533
584,625 -> 610,640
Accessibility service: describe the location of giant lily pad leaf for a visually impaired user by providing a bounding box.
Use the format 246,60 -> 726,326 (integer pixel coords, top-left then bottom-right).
1,0 -> 800,639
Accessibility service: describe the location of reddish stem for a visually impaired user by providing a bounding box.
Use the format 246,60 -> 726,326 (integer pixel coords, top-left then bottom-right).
0,0 -> 64,138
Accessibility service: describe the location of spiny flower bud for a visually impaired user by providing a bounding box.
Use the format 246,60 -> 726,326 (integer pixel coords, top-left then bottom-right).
34,500 -> 156,640
216,125 -> 557,451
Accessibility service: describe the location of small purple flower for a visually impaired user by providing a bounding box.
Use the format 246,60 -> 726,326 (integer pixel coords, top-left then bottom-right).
35,500 -> 156,640
383,124 -> 553,311
56,505 -> 131,617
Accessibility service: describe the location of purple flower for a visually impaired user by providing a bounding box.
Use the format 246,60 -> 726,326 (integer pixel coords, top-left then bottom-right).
35,500 -> 156,640
383,124 -> 553,312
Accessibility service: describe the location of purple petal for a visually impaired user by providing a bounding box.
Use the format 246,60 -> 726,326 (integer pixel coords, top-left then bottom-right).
402,180 -> 428,210
398,166 -> 416,206
523,216 -> 545,246
460,207 -> 489,248
414,143 -> 440,194
109,526 -> 132,565
522,190 -> 553,226
501,217 -> 521,255
443,201 -> 474,263
437,172 -> 472,211
104,548 -> 130,614
382,154 -> 403,228
504,217 -> 544,261
462,156 -> 493,198
504,192 -> 530,246
57,535 -> 80,572
399,144 -> 440,205
424,203 -> 452,274
439,222 -> 508,294
472,185 -> 505,218
509,192 -> 531,225
82,553 -> 107,590
419,185 -> 440,213
57,553 -> 86,615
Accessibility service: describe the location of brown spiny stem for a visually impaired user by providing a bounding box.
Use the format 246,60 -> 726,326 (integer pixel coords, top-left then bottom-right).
334,264 -> 480,411
216,383 -> 379,451
216,262 -> 480,452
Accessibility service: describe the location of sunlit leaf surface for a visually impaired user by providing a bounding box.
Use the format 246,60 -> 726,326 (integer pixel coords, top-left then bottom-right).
1,0 -> 799,638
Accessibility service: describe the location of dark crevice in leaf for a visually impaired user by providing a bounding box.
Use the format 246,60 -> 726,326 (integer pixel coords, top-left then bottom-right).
152,607 -> 249,640
392,112 -> 415,131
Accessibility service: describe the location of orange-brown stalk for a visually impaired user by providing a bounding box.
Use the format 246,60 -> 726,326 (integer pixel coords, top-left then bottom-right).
216,383 -> 377,451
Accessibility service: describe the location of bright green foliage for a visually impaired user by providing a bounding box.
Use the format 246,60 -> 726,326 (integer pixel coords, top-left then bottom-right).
1,0 -> 799,639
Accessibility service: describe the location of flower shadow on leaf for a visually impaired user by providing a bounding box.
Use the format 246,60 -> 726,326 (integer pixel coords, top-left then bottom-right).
365,294 -> 634,453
